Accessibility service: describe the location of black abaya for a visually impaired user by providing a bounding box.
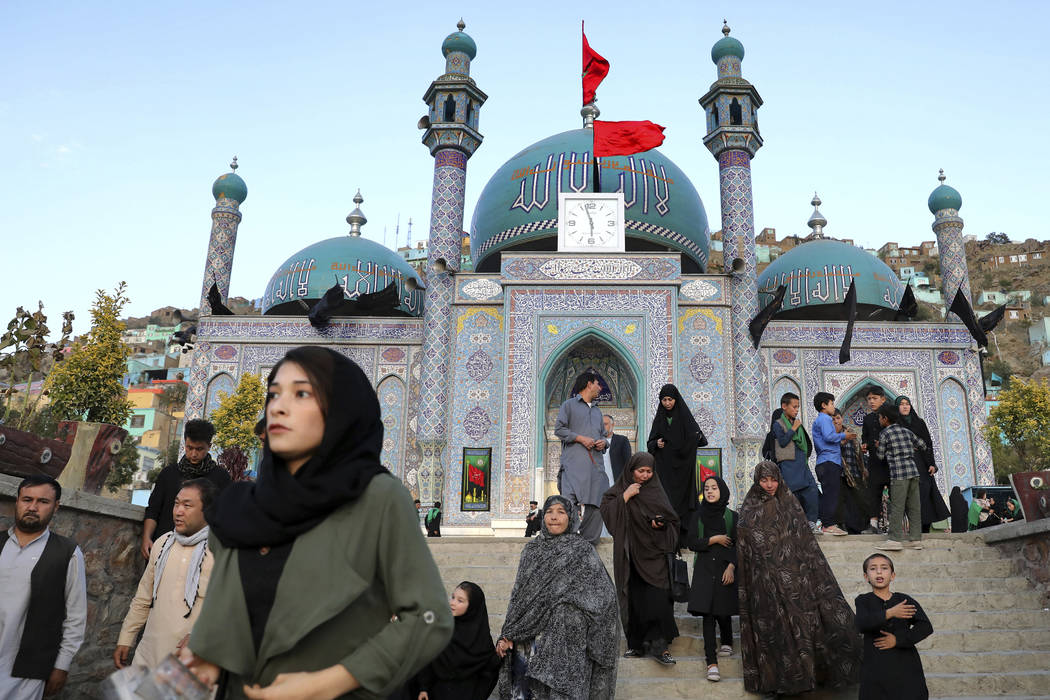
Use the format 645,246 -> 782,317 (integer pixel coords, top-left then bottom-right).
647,384 -> 707,530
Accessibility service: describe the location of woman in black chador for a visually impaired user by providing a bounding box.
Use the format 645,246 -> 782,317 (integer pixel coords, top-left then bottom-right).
647,384 -> 707,534
895,396 -> 950,532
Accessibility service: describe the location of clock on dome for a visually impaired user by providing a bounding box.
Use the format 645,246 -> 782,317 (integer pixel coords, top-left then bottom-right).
557,192 -> 625,253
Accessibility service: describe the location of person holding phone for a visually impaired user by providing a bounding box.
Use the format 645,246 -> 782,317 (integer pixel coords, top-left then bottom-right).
600,452 -> 680,665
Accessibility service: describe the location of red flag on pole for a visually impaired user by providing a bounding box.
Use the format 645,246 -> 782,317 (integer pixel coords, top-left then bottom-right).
593,120 -> 666,156
582,22 -> 610,106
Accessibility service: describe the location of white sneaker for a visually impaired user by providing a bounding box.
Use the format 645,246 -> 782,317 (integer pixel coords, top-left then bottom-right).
876,540 -> 904,551
905,540 -> 924,550
811,522 -> 823,534
822,525 -> 848,536
707,665 -> 720,682
718,644 -> 733,657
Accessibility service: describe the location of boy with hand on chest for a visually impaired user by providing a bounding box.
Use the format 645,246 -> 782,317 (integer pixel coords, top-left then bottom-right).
855,553 -> 933,700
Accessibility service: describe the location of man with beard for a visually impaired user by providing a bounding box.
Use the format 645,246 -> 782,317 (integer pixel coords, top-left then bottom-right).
554,371 -> 609,545
142,419 -> 230,559
0,476 -> 87,699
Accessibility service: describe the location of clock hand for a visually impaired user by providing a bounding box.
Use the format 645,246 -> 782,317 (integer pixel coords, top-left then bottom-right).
583,206 -> 595,235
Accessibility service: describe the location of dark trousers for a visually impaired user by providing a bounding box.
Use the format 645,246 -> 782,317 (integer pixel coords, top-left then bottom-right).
868,466 -> 890,524
815,461 -> 842,526
702,614 -> 733,665
791,484 -> 819,524
626,563 -> 678,653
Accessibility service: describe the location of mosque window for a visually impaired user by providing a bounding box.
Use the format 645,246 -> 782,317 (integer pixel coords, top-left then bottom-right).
712,105 -> 719,127
443,94 -> 456,122
730,98 -> 743,125
466,100 -> 474,126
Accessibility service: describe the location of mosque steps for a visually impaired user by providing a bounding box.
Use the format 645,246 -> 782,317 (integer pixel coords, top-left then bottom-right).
426,536 -> 1050,698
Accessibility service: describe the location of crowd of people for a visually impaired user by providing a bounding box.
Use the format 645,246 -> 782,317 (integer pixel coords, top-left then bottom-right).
0,359 -> 1016,700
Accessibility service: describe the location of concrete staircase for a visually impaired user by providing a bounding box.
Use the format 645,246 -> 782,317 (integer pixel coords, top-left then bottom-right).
426,533 -> 1050,699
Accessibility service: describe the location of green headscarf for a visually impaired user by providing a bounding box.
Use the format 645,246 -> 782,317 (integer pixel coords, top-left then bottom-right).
779,413 -> 808,455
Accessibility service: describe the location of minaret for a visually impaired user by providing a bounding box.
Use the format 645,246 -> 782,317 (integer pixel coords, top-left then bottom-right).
417,20 -> 487,505
928,169 -> 971,321
698,22 -> 770,471
200,157 -> 247,313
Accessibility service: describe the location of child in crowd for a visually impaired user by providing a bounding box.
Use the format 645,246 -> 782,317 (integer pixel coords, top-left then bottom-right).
834,409 -> 872,534
426,502 -> 443,537
875,405 -> 926,551
811,392 -> 854,536
686,475 -> 738,682
415,581 -> 500,700
855,553 -> 933,700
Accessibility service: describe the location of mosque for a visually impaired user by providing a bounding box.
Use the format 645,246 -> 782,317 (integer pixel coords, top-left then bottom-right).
184,22 -> 991,534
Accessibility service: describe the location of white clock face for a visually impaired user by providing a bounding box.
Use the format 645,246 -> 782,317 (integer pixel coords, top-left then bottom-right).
564,199 -> 620,247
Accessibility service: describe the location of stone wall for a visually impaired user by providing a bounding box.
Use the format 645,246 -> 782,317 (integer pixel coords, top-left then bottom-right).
983,517 -> 1050,607
0,473 -> 145,699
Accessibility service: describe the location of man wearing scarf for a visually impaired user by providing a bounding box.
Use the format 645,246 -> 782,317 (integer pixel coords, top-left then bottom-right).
142,419 -> 231,559
115,479 -> 216,671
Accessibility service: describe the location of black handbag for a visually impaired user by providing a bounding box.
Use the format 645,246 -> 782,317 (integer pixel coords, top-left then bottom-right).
668,552 -> 689,602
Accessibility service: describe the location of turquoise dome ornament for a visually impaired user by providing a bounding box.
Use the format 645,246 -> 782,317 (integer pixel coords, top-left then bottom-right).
711,21 -> 745,63
442,19 -> 477,59
261,192 -> 424,317
212,156 -> 247,203
928,169 -> 962,213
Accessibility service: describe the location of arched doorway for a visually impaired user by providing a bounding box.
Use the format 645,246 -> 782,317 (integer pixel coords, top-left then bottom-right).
539,335 -> 641,499
839,380 -> 898,431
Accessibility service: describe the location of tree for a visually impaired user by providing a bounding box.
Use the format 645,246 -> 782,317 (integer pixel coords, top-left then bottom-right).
47,283 -> 133,426
158,382 -> 188,414
159,439 -> 181,468
105,437 -> 141,491
983,378 -> 1050,483
984,357 -> 1013,389
0,302 -> 73,430
210,372 -> 265,480
986,232 -> 1011,245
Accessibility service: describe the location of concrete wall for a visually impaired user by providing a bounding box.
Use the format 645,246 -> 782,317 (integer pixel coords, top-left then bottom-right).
0,474 -> 145,699
984,517 -> 1050,607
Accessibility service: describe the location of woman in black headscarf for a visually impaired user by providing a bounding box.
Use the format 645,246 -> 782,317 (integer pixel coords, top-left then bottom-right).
182,347 -> 452,699
737,461 -> 861,696
895,396 -> 951,532
949,486 -> 969,533
647,384 -> 707,534
415,581 -> 499,700
495,495 -> 619,700
600,452 -> 680,665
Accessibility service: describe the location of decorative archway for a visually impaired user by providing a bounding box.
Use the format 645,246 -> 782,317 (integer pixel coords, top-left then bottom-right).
204,373 -> 236,418
376,375 -> 407,478
537,330 -> 643,499
838,378 -> 899,430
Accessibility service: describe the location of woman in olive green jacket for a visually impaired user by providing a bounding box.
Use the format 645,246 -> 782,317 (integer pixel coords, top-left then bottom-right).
182,347 -> 452,699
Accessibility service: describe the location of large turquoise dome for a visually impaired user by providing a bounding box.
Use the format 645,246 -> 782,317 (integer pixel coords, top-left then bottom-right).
261,236 -> 424,317
757,240 -> 905,320
469,129 -> 711,273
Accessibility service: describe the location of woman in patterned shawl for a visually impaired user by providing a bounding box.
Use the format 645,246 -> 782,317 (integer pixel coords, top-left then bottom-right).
737,461 -> 862,696
495,495 -> 619,700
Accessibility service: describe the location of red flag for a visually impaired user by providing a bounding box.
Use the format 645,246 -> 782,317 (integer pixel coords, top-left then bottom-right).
582,22 -> 610,105
593,120 -> 666,156
468,465 -> 486,487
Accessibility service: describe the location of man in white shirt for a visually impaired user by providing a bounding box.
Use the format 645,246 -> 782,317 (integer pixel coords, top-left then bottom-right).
0,476 -> 87,700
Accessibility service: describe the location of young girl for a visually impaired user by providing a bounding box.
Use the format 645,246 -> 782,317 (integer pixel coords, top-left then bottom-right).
737,461 -> 862,696
415,581 -> 499,700
855,554 -> 933,700
686,475 -> 738,682
181,346 -> 452,699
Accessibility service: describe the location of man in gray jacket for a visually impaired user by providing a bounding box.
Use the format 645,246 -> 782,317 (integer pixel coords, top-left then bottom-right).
554,371 -> 609,545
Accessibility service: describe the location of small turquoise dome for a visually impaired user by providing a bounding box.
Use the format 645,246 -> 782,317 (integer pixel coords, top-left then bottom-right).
212,172 -> 247,203
442,30 -> 477,60
757,240 -> 905,320
712,35 -> 744,63
928,183 -> 962,213
262,237 -> 424,317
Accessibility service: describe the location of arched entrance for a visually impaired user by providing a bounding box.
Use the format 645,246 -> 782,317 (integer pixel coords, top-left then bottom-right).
539,334 -> 641,499
839,380 -> 898,431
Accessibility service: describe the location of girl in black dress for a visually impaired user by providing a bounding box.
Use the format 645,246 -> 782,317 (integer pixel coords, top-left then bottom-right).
686,475 -> 738,683
416,581 -> 499,700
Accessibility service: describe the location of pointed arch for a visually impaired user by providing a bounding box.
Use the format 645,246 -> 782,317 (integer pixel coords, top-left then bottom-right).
204,372 -> 236,418
377,374 -> 407,478
770,375 -> 802,412
443,94 -> 456,122
837,377 -> 898,430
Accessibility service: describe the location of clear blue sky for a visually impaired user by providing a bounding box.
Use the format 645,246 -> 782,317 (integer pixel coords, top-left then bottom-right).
3,0 -> 1047,337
